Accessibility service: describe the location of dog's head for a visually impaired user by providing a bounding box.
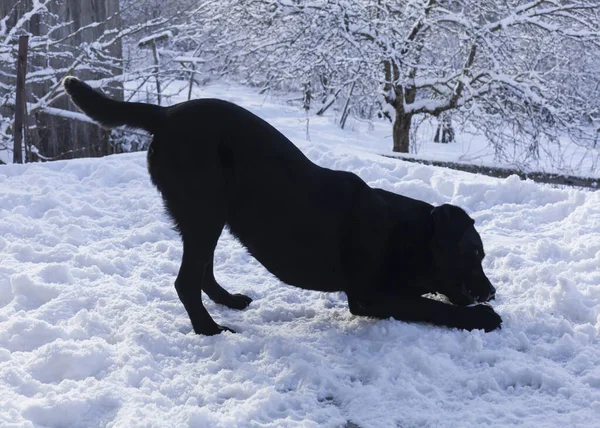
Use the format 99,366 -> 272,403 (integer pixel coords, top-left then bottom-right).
429,204 -> 496,306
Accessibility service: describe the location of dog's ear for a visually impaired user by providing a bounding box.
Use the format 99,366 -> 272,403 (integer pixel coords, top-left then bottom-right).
430,204 -> 474,247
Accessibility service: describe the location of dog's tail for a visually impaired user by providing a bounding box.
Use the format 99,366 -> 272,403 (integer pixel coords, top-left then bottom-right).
62,76 -> 166,134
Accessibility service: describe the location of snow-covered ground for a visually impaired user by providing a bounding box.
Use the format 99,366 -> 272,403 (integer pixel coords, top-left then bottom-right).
1,82 -> 600,427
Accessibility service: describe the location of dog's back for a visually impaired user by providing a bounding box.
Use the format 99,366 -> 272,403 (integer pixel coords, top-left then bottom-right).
144,98 -> 371,292
63,76 -> 314,167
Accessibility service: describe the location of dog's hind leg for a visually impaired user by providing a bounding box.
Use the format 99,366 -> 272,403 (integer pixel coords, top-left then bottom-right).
175,229 -> 234,335
170,186 -> 234,335
203,258 -> 252,310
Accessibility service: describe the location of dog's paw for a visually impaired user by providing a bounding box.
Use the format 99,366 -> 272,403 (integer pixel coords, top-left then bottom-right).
228,293 -> 253,310
215,293 -> 252,310
467,304 -> 502,332
195,324 -> 236,335
216,325 -> 236,334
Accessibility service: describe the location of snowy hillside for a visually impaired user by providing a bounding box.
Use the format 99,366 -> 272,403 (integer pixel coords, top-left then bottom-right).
1,83 -> 600,427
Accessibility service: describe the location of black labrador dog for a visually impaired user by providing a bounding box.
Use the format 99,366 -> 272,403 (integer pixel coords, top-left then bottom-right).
63,77 -> 502,335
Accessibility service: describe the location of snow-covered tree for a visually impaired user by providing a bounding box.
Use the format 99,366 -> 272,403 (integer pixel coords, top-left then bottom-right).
3,0 -> 599,173
188,0 -> 600,172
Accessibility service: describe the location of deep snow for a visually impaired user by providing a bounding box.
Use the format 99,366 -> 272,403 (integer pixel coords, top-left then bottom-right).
1,82 -> 600,427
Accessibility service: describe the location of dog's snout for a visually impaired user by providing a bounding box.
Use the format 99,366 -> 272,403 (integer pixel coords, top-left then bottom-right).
487,285 -> 496,301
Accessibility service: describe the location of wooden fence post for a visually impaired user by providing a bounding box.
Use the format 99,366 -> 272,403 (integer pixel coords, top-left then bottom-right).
151,40 -> 162,106
13,35 -> 29,164
138,32 -> 170,106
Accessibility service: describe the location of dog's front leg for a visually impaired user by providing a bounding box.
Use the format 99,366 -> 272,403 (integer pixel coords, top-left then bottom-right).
347,295 -> 502,332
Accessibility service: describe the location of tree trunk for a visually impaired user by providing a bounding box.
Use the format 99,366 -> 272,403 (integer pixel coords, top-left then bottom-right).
391,86 -> 415,153
434,113 -> 455,144
392,110 -> 411,153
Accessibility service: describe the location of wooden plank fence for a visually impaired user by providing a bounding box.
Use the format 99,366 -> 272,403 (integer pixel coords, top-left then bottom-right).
13,35 -> 28,164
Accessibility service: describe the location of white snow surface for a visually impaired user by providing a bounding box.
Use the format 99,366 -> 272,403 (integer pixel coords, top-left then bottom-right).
1,82 -> 600,427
